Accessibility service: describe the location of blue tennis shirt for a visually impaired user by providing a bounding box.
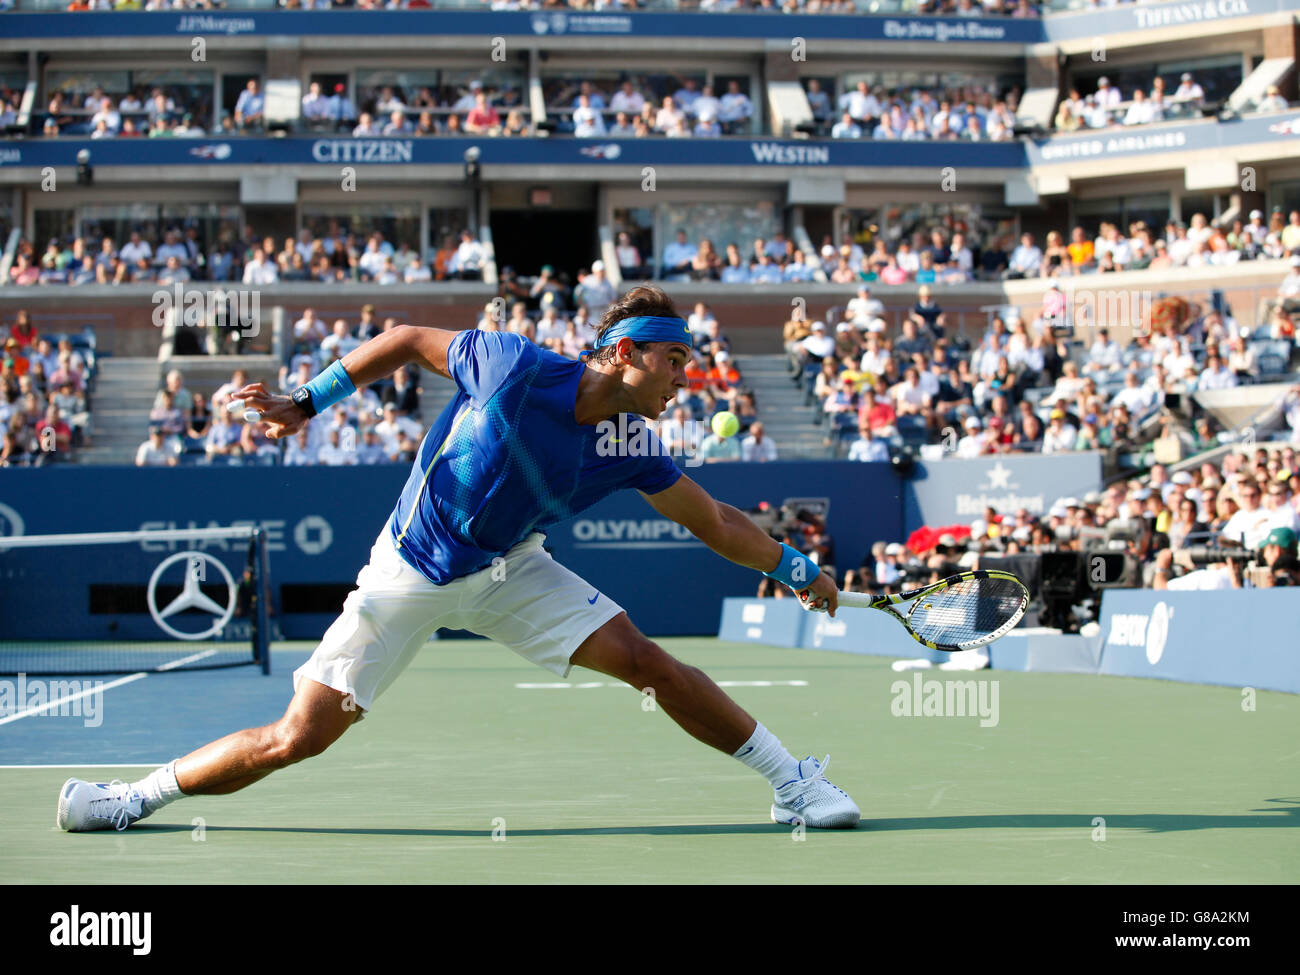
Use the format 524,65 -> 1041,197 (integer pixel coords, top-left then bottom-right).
387,329 -> 683,584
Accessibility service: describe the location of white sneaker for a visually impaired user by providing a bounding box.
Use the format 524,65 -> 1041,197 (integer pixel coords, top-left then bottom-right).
770,755 -> 860,829
57,778 -> 148,832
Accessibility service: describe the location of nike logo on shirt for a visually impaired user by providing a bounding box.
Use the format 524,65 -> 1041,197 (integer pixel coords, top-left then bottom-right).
587,593 -> 599,605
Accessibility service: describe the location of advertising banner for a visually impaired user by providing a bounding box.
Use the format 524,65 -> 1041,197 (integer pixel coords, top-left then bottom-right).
1097,588 -> 1300,693
0,460 -> 902,640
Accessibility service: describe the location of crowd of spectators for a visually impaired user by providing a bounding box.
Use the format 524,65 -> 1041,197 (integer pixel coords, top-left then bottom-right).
135,359 -> 430,468
641,208 -> 1300,292
132,285 -> 768,466
19,84 -> 211,140
0,0 -> 1043,12
814,81 -> 1019,142
547,78 -> 754,138
785,278 -> 1298,459
6,224 -> 487,288
0,310 -> 92,467
1054,72 -> 1290,132
758,443 -> 1300,605
1001,210 -> 1300,281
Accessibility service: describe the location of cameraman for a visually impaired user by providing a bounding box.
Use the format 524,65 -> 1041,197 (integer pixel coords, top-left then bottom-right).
1251,527 -> 1300,587
1154,527 -> 1299,589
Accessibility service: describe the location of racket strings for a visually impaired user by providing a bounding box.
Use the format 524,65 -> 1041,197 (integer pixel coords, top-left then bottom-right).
907,577 -> 1026,647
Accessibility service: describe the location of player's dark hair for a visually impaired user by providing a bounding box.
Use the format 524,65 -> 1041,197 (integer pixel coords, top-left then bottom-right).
588,286 -> 681,365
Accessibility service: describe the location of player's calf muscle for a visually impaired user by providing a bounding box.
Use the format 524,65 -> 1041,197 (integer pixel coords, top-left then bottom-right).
176,682 -> 357,793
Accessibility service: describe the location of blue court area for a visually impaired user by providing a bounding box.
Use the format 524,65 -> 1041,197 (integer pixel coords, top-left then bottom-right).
0,649 -> 312,766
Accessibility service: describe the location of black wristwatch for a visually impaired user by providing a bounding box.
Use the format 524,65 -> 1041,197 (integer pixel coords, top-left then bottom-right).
290,386 -> 317,418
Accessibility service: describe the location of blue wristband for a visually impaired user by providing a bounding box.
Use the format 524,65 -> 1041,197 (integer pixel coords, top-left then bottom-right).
764,542 -> 820,590
303,360 -> 357,415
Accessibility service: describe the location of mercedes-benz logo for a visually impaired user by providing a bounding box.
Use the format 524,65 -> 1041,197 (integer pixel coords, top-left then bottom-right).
147,551 -> 237,641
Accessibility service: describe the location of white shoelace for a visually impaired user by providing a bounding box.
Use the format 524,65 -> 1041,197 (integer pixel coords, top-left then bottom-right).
88,780 -> 140,831
796,755 -> 832,790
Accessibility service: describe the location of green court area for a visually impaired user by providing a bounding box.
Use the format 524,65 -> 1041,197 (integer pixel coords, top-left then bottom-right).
3,639 -> 1296,884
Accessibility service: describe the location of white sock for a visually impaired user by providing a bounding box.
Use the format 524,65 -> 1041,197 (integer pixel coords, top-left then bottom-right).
133,760 -> 186,814
732,722 -> 800,788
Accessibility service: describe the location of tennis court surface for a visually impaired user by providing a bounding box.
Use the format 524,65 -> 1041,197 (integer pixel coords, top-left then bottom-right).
2,639 -> 1295,884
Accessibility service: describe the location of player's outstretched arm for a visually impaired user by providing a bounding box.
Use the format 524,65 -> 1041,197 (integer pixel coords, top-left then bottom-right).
641,474 -> 838,614
339,323 -> 458,385
235,324 -> 459,439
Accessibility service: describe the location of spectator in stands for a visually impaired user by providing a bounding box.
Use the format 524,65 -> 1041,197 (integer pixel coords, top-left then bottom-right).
242,248 -> 279,285
848,420 -> 890,462
574,262 -> 616,322
1221,479 -> 1272,549
741,422 -> 777,462
283,428 -> 316,467
1094,76 -> 1121,110
1042,408 -> 1077,453
136,426 -> 178,467
352,112 -> 380,137
234,79 -> 265,130
1258,84 -> 1289,113
375,402 -> 421,457
320,318 -> 361,367
615,232 -> 646,280
7,310 -> 37,350
381,109 -> 413,137
1005,232 -> 1042,279
465,91 -> 502,136
449,230 -> 485,280
653,95 -> 683,134
571,93 -> 605,138
662,230 -> 697,282
204,407 -> 241,459
831,112 -> 861,139
1199,350 -> 1238,391
1083,327 -> 1122,376
1172,72 -> 1205,106
690,239 -> 722,281
718,80 -> 752,133
326,83 -> 357,128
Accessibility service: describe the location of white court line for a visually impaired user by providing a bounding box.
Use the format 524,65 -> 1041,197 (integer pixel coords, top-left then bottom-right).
157,648 -> 220,671
0,672 -> 147,727
0,763 -> 162,769
516,680 -> 809,689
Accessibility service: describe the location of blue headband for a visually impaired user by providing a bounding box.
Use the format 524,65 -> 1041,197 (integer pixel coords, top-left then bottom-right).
593,315 -> 692,350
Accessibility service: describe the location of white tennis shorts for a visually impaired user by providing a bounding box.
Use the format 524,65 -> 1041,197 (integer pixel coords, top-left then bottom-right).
293,528 -> 624,714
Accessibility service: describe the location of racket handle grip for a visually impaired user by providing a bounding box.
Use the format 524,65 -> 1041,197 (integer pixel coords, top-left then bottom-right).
837,591 -> 883,609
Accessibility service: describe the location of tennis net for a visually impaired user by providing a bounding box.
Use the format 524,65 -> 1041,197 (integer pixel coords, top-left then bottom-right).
0,525 -> 271,676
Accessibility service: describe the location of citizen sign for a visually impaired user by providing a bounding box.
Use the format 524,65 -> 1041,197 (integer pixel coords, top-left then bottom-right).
311,140 -> 414,163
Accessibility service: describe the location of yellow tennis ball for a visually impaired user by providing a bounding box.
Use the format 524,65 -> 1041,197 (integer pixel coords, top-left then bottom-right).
712,411 -> 740,439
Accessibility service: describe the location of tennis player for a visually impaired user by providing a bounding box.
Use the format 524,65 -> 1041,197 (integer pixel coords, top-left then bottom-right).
57,286 -> 859,832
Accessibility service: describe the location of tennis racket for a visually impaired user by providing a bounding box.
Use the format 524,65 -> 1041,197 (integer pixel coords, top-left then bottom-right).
836,569 -> 1029,652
